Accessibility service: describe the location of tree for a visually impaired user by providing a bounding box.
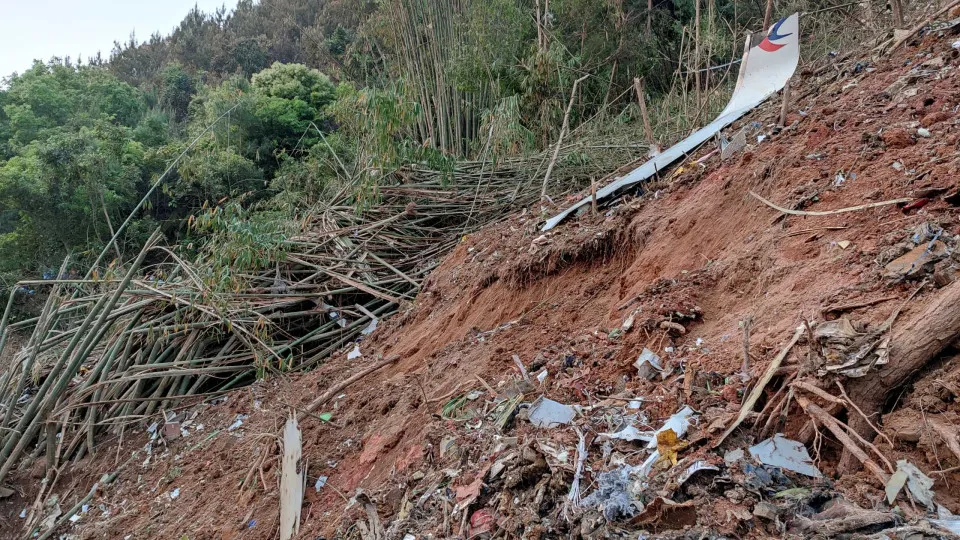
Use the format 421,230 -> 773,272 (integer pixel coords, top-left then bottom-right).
158,63 -> 196,122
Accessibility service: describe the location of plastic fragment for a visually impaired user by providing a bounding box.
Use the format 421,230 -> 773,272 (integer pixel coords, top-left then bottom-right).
638,406 -> 697,477
347,344 -> 362,360
932,520 -> 960,535
315,476 -> 328,491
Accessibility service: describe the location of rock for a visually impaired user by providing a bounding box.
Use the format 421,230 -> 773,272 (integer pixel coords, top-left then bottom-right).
754,501 -> 780,521
883,240 -> 948,279
921,56 -> 945,69
882,77 -> 911,97
881,127 -> 915,149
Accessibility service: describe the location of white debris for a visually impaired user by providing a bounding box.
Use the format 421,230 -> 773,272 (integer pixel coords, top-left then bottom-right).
599,425 -> 648,442
227,414 -> 248,432
170,488 -> 180,499
634,348 -> 666,380
896,460 -> 935,509
724,448 -> 745,465
361,318 -> 378,335
647,406 -> 696,449
917,127 -> 932,138
621,314 -> 635,333
637,406 -> 698,477
347,344 -> 362,360
677,460 -> 719,485
315,476 -> 328,492
528,397 -> 576,428
749,434 -> 821,477
932,519 -> 960,535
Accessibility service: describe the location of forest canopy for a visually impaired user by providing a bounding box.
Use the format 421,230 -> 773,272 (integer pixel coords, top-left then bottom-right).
0,0 -> 850,282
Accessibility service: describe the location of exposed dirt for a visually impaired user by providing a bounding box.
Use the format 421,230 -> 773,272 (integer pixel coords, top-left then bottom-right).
5,23 -> 960,540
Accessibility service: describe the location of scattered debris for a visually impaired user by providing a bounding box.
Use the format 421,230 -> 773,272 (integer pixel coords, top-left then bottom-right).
600,425 -> 647,442
631,497 -> 697,530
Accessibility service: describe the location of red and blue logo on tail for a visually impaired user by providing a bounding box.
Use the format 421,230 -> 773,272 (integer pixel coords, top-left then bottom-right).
758,16 -> 792,52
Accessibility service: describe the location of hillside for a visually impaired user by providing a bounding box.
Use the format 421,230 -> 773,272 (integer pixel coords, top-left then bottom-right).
2,12 -> 960,539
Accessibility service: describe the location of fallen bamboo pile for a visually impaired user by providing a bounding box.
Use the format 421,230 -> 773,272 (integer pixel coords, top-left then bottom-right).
0,140 -> 649,482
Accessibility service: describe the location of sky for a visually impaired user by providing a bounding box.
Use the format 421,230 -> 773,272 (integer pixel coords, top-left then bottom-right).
0,0 -> 241,79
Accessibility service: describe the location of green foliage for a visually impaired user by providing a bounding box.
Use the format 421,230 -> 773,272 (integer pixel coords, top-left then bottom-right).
2,63 -> 144,151
251,62 -> 335,108
0,63 -> 153,270
477,95 -> 534,159
0,121 -> 145,269
158,63 -> 196,122
0,0 -> 855,282
173,148 -> 264,209
189,200 -> 296,291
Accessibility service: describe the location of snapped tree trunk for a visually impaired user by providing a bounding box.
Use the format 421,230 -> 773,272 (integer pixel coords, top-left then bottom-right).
841,279 -> 960,471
